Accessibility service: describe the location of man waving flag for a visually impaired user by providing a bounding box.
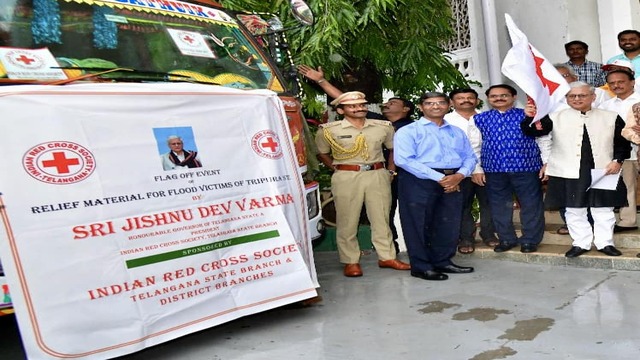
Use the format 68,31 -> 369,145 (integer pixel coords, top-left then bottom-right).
501,14 -> 570,121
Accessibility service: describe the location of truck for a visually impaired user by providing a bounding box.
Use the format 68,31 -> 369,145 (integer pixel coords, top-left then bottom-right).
0,0 -> 322,358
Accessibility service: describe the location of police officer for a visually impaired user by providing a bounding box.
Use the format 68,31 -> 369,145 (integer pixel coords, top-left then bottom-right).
315,91 -> 411,277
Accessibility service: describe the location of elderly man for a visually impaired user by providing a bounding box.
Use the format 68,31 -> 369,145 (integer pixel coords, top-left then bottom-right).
315,91 -> 410,277
522,81 -> 631,258
161,135 -> 202,170
395,92 -> 477,281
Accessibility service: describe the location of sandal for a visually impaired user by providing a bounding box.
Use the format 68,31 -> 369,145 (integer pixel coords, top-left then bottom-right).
457,240 -> 475,254
556,226 -> 570,235
482,237 -> 500,247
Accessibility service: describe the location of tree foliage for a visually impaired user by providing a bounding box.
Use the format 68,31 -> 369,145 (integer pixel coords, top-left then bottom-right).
219,0 -> 469,100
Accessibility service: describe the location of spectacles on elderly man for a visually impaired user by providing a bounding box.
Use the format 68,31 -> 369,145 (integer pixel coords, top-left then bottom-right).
566,93 -> 591,100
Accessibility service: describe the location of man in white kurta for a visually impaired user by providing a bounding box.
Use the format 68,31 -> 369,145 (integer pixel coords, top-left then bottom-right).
521,82 -> 631,258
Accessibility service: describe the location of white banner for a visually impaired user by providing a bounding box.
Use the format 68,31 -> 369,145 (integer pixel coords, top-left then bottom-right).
0,83 -> 317,359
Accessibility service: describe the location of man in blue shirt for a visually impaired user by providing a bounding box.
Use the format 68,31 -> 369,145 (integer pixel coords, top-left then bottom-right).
467,84 -> 545,253
395,92 -> 477,281
606,30 -> 640,79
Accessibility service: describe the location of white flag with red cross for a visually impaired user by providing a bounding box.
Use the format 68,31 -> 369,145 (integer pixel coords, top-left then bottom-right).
501,14 -> 570,121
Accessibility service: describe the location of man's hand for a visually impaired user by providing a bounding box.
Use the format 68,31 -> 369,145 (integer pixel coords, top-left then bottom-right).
524,103 -> 537,117
439,173 -> 464,192
471,173 -> 485,186
605,161 -> 623,175
298,65 -> 324,82
539,164 -> 548,181
632,124 -> 640,135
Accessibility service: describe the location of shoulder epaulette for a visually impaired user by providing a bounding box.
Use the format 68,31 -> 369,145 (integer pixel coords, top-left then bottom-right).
370,119 -> 392,126
319,121 -> 342,128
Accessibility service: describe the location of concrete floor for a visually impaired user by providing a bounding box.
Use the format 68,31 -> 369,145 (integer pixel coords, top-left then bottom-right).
3,250 -> 640,360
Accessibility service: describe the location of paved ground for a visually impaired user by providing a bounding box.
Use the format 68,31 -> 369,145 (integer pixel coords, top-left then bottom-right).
3,250 -> 640,360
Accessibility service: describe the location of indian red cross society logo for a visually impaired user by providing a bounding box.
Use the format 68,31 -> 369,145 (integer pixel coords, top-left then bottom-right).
22,141 -> 96,184
5,50 -> 45,70
251,130 -> 283,160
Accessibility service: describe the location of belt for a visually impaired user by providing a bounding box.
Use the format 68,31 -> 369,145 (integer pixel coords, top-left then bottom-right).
432,168 -> 460,175
334,162 -> 385,171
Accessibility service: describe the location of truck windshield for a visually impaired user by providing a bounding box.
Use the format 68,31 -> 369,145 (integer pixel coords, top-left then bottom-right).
0,0 -> 284,91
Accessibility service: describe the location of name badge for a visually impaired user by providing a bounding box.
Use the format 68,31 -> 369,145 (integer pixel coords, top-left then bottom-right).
337,135 -> 352,139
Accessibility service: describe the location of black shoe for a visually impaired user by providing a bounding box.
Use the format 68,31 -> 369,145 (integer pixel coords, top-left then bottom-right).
411,270 -> 448,281
613,225 -> 638,233
494,243 -> 518,253
435,264 -> 474,274
520,244 -> 538,253
597,245 -> 622,256
565,246 -> 589,258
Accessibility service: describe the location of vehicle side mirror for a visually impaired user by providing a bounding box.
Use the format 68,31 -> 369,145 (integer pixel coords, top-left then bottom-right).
290,0 -> 314,26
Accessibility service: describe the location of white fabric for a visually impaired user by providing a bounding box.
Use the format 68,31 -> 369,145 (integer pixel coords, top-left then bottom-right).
566,207 -> 616,249
444,110 -> 474,135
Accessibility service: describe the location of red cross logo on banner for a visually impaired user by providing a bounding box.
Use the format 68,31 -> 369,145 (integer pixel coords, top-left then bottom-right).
260,137 -> 279,152
22,141 -> 96,185
41,151 -> 80,174
251,130 -> 283,160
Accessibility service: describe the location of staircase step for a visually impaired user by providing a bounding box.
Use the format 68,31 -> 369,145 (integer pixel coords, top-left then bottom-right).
469,209 -> 640,270
458,243 -> 640,271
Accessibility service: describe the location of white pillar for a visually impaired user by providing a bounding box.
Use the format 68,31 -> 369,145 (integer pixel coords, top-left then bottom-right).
481,0 -> 502,84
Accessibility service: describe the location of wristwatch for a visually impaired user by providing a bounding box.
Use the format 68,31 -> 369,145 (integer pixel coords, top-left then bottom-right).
614,159 -> 624,164
388,170 -> 398,176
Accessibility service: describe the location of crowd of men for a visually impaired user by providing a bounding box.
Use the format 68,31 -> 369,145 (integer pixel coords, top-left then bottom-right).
298,29 -> 640,281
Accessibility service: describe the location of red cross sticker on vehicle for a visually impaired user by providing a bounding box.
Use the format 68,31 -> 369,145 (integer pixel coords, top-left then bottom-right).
251,130 -> 283,160
0,47 -> 67,80
22,141 -> 96,185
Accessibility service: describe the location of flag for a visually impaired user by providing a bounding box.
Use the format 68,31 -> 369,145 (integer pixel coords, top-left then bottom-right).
501,14 -> 570,121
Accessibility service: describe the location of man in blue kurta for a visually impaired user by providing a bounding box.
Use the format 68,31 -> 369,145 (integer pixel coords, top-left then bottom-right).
467,84 -> 545,253
394,92 -> 477,281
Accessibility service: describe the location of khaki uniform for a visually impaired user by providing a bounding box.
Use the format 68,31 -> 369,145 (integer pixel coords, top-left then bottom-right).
316,119 -> 395,263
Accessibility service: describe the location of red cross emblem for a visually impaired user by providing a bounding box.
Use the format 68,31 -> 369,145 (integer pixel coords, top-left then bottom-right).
182,35 -> 195,44
260,137 -> 279,152
42,151 -> 80,174
15,54 -> 36,65
251,130 -> 283,160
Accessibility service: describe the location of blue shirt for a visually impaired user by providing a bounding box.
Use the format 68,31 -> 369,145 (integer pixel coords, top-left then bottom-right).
472,108 -> 542,173
394,117 -> 477,181
607,53 -> 640,79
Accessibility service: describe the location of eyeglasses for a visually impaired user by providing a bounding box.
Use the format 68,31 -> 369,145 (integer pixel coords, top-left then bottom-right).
488,94 -> 511,99
422,101 -> 448,107
566,94 -> 591,100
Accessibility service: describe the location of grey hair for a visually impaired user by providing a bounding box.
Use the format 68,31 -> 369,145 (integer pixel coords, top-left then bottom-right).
568,81 -> 594,93
554,63 -> 577,77
167,135 -> 182,145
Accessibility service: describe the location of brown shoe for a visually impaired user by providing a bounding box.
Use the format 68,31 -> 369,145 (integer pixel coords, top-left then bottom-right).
343,263 -> 363,277
378,259 -> 411,270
